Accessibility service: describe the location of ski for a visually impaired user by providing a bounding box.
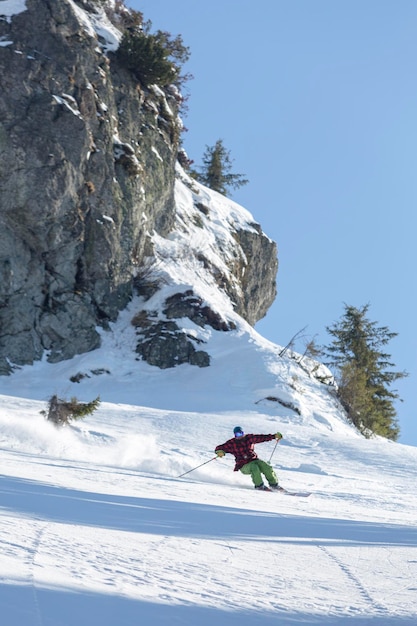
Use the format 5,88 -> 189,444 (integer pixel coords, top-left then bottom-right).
280,489 -> 311,497
254,486 -> 311,497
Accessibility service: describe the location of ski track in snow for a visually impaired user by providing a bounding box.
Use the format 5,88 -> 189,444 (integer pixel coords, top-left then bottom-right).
317,545 -> 387,615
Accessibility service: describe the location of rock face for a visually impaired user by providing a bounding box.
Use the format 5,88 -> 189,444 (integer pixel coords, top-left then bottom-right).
0,0 -> 278,373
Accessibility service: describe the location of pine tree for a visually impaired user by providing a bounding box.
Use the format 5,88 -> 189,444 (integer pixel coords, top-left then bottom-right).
43,395 -> 101,427
193,139 -> 248,196
323,304 -> 407,440
116,26 -> 190,88
117,31 -> 177,87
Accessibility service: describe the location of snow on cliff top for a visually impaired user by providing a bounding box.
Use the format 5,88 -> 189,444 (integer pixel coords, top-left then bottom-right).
0,0 -> 27,22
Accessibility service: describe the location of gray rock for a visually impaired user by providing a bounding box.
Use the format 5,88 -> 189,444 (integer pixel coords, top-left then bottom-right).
0,0 -> 178,368
135,320 -> 210,369
0,0 -> 278,372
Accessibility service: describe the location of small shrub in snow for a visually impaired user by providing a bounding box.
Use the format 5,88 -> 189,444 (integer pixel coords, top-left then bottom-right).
41,395 -> 101,427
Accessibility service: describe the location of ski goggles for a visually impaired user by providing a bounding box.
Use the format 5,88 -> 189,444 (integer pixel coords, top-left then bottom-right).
234,431 -> 245,438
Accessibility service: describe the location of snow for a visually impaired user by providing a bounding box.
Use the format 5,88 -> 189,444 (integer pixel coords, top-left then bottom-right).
0,106 -> 416,623
89,9 -> 122,53
66,0 -> 122,53
1,298 -> 417,624
52,94 -> 83,118
0,0 -> 26,23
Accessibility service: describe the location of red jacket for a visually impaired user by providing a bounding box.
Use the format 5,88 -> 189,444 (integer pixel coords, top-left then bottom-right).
215,433 -> 276,471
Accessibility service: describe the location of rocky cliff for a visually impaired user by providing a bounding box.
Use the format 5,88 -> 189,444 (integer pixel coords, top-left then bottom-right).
0,0 -> 278,374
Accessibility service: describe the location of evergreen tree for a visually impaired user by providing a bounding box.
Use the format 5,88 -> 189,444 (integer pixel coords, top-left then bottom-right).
193,139 -> 248,196
323,304 -> 407,440
116,25 -> 190,88
43,395 -> 101,427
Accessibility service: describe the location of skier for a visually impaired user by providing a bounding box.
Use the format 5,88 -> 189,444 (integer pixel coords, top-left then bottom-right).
215,426 -> 283,491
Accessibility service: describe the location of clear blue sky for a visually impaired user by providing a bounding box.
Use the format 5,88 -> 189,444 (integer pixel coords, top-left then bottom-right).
128,1 -> 417,446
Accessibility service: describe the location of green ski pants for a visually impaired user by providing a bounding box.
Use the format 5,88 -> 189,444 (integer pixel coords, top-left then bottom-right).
240,459 -> 278,487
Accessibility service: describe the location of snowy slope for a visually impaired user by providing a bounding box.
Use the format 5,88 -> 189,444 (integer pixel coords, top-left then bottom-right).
0,36 -> 416,619
1,176 -> 417,625
1,314 -> 417,625
1,193 -> 416,626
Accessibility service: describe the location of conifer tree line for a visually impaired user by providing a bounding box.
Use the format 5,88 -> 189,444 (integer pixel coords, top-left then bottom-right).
323,304 -> 407,440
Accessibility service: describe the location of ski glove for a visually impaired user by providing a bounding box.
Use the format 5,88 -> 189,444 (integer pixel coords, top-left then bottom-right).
216,450 -> 225,457
274,432 -> 283,440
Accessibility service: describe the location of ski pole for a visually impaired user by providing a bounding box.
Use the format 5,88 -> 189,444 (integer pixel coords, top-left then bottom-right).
269,440 -> 280,464
269,433 -> 283,463
177,456 -> 218,478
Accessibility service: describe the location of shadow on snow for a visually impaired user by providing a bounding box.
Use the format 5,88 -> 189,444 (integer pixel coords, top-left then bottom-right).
1,583 -> 417,626
1,474 -> 417,548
